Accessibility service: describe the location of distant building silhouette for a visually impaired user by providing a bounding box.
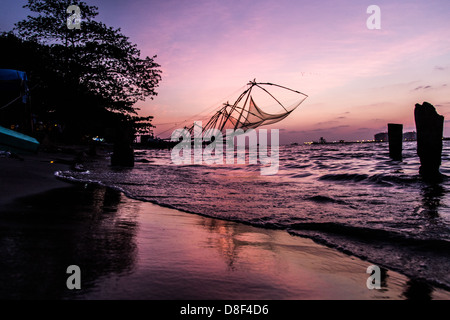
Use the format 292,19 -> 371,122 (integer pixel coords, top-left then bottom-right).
374,132 -> 388,142
403,131 -> 417,141
374,131 -> 416,142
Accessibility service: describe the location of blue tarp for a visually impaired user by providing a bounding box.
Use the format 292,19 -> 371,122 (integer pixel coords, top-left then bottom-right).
0,69 -> 29,104
0,69 -> 28,82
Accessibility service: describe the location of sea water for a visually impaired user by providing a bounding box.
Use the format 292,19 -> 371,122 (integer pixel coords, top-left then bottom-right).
57,141 -> 450,290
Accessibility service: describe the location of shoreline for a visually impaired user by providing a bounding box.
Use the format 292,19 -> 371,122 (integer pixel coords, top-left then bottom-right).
1,151 -> 449,299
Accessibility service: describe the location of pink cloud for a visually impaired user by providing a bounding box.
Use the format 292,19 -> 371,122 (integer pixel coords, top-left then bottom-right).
101,0 -> 450,141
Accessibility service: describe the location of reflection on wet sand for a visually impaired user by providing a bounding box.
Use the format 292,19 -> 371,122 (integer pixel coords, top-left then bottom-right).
197,216 -> 450,300
1,185 -> 449,299
198,218 -> 240,270
0,185 -> 138,299
194,213 -> 450,300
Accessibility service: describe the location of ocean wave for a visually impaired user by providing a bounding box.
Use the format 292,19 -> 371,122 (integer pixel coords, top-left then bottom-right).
287,222 -> 450,290
287,222 -> 449,246
290,173 -> 313,178
318,172 -> 423,187
304,195 -> 346,204
319,173 -> 369,182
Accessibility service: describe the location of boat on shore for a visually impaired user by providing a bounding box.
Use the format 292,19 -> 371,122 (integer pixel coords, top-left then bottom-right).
0,69 -> 39,153
0,125 -> 39,153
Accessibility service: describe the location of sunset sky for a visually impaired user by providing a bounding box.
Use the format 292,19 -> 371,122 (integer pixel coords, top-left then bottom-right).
1,0 -> 450,143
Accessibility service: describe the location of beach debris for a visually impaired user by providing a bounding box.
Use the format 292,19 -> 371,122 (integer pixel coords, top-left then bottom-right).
0,150 -> 24,160
69,151 -> 87,171
414,102 -> 444,180
0,150 -> 10,157
388,123 -> 403,161
72,163 -> 86,172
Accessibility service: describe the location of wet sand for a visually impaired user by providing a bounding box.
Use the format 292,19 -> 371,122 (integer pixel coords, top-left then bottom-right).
0,152 -> 449,300
0,152 -> 70,203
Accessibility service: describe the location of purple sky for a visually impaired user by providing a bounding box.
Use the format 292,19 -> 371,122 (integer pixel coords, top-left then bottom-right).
2,0 -> 450,143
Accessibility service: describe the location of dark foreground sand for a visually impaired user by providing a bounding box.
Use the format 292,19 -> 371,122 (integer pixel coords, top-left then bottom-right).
0,151 -> 449,300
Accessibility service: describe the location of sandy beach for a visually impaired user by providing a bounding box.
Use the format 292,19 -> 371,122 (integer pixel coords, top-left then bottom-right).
0,152 -> 70,204
0,151 -> 449,300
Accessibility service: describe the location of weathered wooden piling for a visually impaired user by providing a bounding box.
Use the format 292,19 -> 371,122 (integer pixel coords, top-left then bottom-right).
111,141 -> 135,167
414,102 -> 444,180
111,127 -> 135,167
388,123 -> 403,161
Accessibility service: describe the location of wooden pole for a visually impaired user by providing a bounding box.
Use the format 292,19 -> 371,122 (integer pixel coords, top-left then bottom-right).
388,123 -> 403,161
414,102 -> 444,180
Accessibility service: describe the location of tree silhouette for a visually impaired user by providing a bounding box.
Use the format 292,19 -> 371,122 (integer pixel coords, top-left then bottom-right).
11,0 -> 161,142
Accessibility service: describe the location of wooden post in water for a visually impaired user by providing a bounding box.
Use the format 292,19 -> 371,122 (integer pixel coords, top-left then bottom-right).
111,125 -> 135,167
414,102 -> 444,180
111,140 -> 134,167
388,123 -> 403,161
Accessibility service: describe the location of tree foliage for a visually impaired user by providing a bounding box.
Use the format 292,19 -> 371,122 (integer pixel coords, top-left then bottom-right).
10,0 -> 162,142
